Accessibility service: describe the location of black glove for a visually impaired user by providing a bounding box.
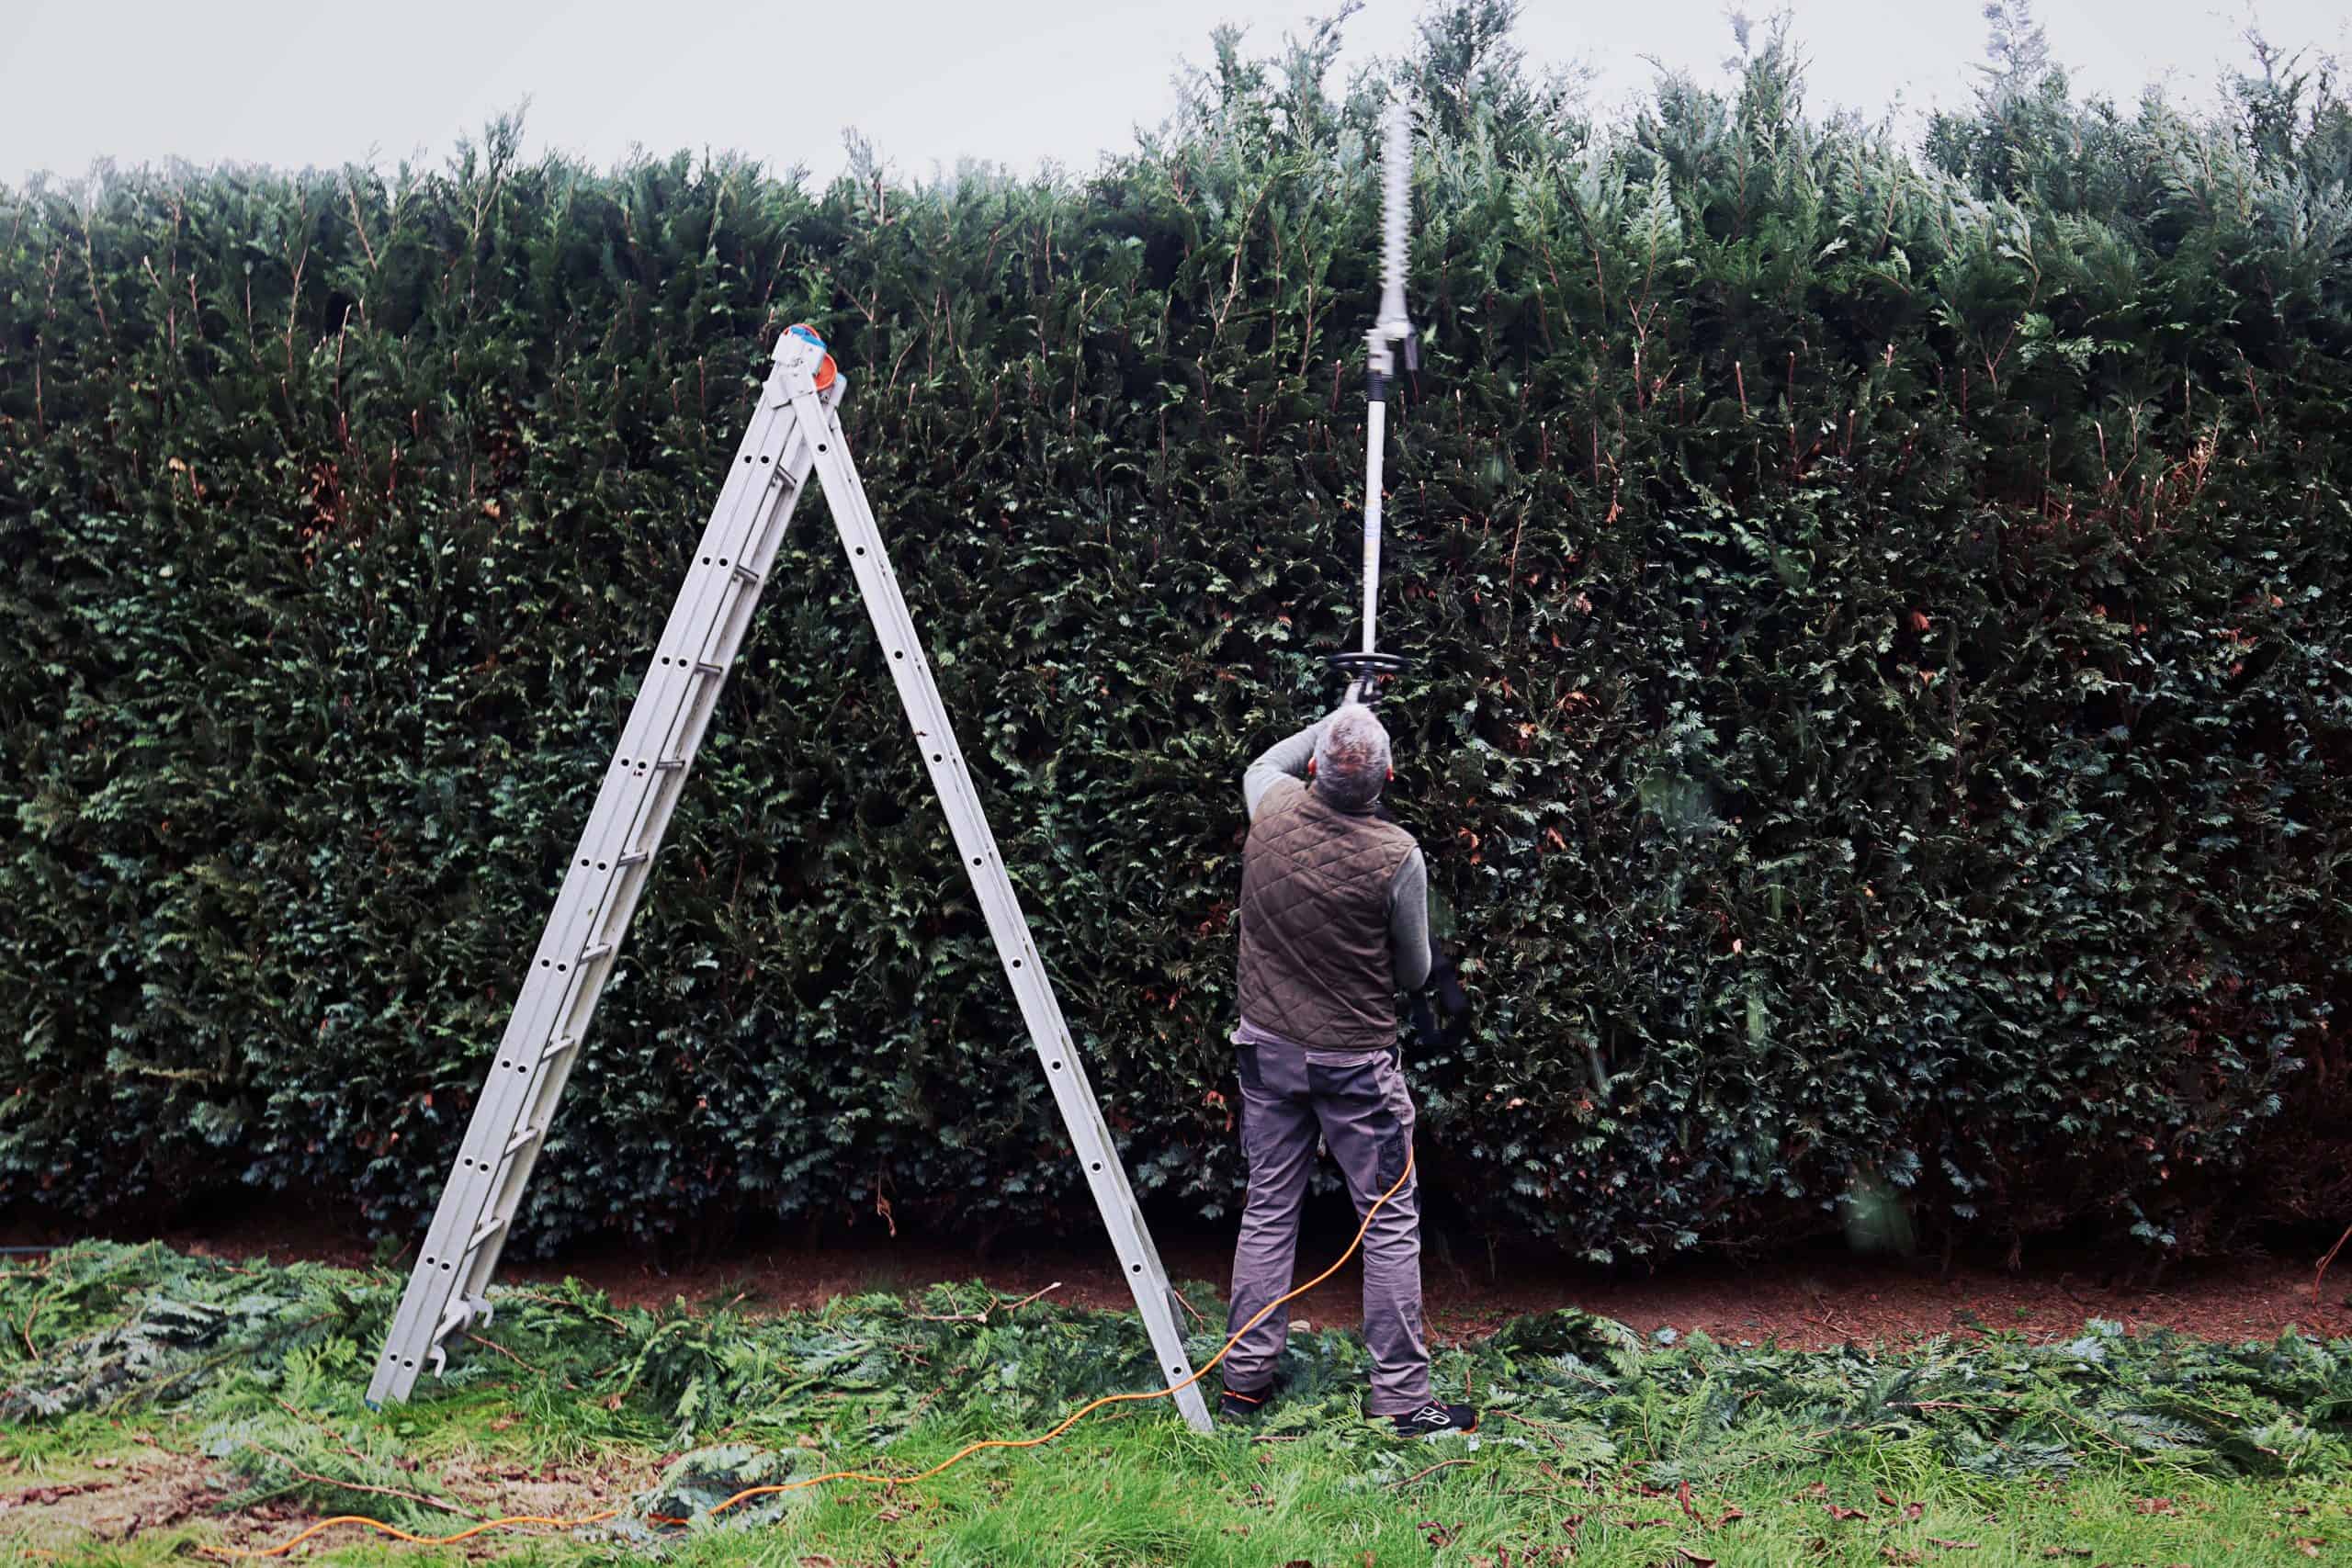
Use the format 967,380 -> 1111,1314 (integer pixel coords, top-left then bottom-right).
1408,992 -> 1442,1050
1428,950 -> 1469,1021
1408,944 -> 1470,1051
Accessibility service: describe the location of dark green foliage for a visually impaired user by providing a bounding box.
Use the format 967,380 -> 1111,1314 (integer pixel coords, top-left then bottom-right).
3,10 -> 2349,1261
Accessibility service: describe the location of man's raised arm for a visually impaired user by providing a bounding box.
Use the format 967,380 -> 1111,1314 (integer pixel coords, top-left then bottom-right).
1387,850 -> 1432,993
1242,717 -> 1326,823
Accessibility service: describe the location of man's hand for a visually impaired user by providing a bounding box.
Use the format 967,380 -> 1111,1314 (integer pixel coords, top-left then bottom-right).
1409,992 -> 1442,1050
1429,952 -> 1468,1021
1409,947 -> 1470,1051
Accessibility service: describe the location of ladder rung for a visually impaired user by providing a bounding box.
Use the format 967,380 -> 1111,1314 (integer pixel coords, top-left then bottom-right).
579,942 -> 615,962
616,849 -> 651,868
730,563 -> 763,585
651,757 -> 686,772
503,1124 -> 541,1157
540,1033 -> 579,1062
693,660 -> 726,676
468,1213 -> 507,1250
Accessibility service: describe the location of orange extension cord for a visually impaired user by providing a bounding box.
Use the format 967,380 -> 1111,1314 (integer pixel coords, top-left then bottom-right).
203,1151 -> 1417,1560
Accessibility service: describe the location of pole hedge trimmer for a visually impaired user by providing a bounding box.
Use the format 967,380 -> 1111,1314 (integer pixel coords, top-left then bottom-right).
1329,96 -> 1419,708
1324,98 -> 1469,1052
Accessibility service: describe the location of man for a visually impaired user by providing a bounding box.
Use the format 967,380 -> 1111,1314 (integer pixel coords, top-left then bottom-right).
1218,703 -> 1478,1438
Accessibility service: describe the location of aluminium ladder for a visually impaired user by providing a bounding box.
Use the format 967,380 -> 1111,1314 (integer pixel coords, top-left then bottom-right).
367,324 -> 1213,1432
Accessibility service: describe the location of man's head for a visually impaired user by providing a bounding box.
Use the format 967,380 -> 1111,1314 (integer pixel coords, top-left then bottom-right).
1311,704 -> 1393,810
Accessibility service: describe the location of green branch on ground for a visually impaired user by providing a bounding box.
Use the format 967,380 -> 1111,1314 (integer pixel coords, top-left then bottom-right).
1,1243 -> 2346,1562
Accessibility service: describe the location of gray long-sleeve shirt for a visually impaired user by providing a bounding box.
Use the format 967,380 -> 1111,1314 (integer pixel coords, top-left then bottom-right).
1238,717 -> 1432,1006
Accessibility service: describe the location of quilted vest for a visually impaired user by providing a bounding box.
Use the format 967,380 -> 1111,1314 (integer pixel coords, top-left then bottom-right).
1237,779 -> 1418,1050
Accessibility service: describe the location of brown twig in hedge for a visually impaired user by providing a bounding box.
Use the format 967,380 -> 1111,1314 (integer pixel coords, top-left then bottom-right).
463,1331 -> 574,1389
996,1281 -> 1062,1316
2314,1222 -> 2352,1312
273,1398 -> 376,1468
1392,1458 -> 1475,1488
1497,1409 -> 1566,1450
911,1282 -> 1061,1325
243,1442 -> 482,1519
506,1290 -> 629,1336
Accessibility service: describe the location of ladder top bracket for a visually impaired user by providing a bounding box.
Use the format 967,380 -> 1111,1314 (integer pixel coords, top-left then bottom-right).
775,322 -> 839,389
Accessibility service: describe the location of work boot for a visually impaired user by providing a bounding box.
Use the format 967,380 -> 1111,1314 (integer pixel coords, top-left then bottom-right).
1390,1400 -> 1478,1438
1217,1380 -> 1281,1422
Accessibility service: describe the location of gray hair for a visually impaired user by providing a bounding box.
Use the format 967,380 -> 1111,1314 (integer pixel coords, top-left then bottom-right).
1313,704 -> 1392,809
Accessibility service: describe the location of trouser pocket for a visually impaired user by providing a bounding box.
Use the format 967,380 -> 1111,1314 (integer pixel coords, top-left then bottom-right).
1307,1054 -> 1411,1200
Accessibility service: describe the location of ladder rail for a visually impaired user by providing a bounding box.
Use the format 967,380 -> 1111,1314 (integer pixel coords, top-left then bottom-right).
784,373 -> 1214,1431
450,389 -> 833,1312
368,371 -> 835,1404
372,329 -> 1212,1436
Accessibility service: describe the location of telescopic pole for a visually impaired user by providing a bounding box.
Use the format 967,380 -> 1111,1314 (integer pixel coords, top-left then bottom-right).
1331,96 -> 1417,704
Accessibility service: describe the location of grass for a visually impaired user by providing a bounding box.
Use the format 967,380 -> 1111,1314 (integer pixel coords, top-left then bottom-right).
3,1244 -> 2346,1564
12,1410 -> 2348,1565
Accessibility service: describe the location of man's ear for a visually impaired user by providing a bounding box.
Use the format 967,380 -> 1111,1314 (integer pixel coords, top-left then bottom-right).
1306,757 -> 1317,777
1386,766 -> 1395,782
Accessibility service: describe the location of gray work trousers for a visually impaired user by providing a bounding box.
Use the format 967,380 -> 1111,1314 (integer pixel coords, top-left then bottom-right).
1223,1041 -> 1430,1415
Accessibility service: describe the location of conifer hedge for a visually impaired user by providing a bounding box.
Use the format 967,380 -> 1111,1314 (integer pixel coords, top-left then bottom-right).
4,8 -> 2348,1261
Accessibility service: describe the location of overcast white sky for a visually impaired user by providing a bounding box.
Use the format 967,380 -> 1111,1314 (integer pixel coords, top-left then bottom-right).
3,1 -> 2346,187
